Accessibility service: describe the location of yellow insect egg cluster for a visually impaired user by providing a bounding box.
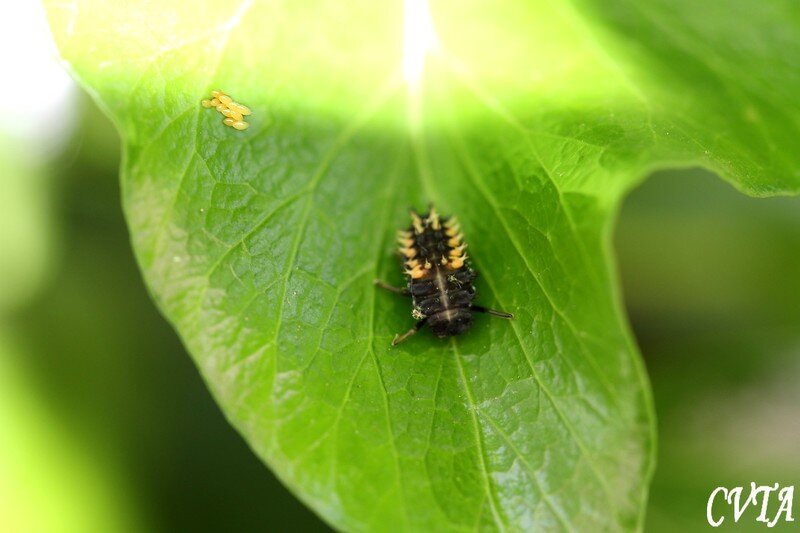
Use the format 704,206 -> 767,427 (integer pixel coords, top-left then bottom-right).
201,89 -> 252,130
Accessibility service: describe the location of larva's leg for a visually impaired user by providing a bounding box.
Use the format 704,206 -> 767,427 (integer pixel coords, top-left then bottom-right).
374,279 -> 410,296
472,305 -> 514,319
391,319 -> 427,346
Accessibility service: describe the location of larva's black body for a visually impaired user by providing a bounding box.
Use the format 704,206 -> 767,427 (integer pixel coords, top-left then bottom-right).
376,206 -> 512,345
407,265 -> 477,338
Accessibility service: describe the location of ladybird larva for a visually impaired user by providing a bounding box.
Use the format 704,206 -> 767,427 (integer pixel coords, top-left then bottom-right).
374,205 -> 513,345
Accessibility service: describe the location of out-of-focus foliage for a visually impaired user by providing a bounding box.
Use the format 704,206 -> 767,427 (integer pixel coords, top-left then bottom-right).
0,110 -> 137,533
0,145 -> 53,312
0,332 -> 140,533
616,169 -> 800,532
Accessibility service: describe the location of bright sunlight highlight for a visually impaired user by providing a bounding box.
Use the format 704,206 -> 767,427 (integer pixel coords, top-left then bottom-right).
402,0 -> 439,88
0,1 -> 74,151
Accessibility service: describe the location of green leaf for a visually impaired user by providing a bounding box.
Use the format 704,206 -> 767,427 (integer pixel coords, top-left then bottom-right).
44,0 -> 799,530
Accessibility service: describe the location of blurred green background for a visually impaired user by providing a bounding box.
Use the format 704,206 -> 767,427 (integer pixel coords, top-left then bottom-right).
618,169 -> 800,531
2,15 -> 799,521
